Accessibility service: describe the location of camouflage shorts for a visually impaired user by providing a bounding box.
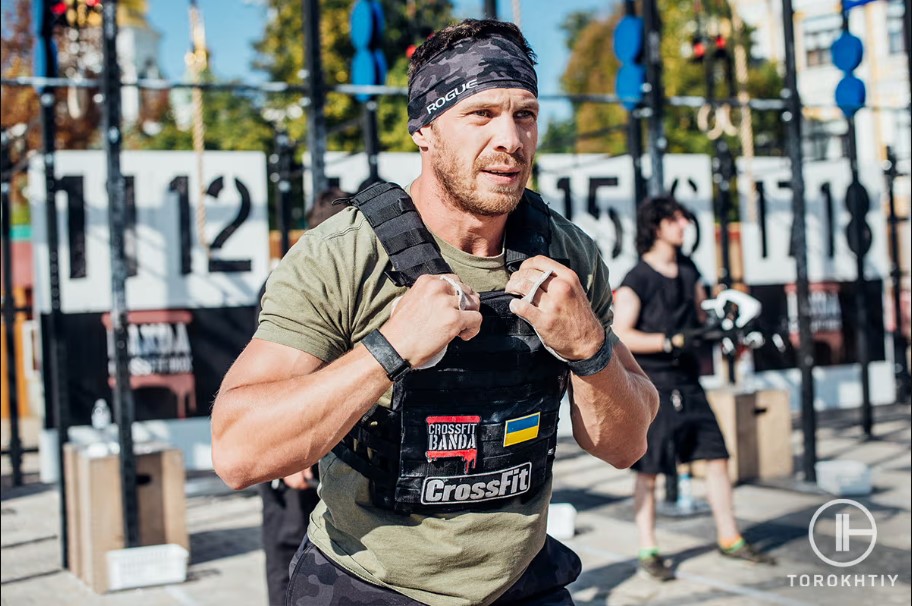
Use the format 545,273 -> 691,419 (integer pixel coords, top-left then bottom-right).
286,535 -> 580,606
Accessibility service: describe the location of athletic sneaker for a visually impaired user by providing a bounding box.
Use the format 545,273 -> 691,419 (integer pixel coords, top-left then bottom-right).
638,554 -> 675,581
719,541 -> 777,565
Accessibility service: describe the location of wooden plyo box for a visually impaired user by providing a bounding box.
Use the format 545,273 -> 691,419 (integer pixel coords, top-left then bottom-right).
754,388 -> 794,479
690,388 -> 793,483
64,444 -> 188,593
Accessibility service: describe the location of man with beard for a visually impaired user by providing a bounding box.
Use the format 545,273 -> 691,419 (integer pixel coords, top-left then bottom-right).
613,196 -> 776,582
212,19 -> 658,605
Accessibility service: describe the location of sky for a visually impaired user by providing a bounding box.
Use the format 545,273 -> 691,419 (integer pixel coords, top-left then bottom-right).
145,0 -> 616,127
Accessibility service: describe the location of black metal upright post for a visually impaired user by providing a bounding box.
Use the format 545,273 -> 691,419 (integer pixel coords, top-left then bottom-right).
845,120 -> 873,436
484,0 -> 498,20
275,129 -> 292,255
101,0 -> 140,548
641,0 -> 666,195
363,100 -> 381,187
623,0 -> 646,206
304,0 -> 328,201
782,0 -> 818,481
884,147 -> 911,403
35,0 -> 71,567
1,131 -> 24,486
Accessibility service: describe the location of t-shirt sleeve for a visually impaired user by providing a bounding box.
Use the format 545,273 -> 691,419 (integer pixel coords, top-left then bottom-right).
588,247 -> 622,346
254,230 -> 353,363
619,263 -> 646,299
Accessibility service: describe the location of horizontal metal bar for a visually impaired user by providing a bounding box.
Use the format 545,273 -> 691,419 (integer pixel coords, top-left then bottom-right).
1,447 -> 39,456
2,76 -> 910,112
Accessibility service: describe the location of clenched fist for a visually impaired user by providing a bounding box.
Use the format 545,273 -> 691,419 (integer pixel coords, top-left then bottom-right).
505,256 -> 604,361
380,274 -> 483,368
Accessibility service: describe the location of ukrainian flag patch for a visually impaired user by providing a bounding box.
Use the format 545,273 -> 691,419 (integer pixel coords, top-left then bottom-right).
503,412 -> 541,447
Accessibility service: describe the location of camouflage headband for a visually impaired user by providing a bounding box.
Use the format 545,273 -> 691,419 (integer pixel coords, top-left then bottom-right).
407,34 -> 538,134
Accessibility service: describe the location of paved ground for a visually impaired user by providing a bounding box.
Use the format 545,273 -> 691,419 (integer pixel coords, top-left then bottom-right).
2,405 -> 910,606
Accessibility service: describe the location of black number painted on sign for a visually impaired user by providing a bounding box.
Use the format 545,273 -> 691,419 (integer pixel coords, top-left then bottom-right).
60,175 -> 137,279
554,176 -> 624,259
125,176 -> 138,277
170,175 -> 194,275
758,179 -> 839,260
60,173 -> 254,279
668,177 -> 701,256
206,176 -> 253,273
172,175 -> 254,274
58,175 -> 86,279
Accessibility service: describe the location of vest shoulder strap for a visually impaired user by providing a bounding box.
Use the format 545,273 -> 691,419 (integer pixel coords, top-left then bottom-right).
347,182 -> 451,286
504,189 -> 553,272
347,183 -> 554,281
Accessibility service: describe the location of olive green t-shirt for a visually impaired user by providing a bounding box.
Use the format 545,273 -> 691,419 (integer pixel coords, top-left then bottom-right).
256,197 -> 617,606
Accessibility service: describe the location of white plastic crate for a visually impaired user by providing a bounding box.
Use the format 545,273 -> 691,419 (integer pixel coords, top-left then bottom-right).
815,460 -> 872,496
106,544 -> 189,591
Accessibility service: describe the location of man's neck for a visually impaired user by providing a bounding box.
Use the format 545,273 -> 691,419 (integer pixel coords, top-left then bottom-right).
642,240 -> 678,267
409,174 -> 509,257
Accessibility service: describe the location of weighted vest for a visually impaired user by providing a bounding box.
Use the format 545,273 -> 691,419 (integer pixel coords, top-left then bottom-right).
332,183 -> 570,515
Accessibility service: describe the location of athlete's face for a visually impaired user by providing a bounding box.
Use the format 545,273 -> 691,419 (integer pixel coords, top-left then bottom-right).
656,211 -> 690,248
413,87 -> 539,216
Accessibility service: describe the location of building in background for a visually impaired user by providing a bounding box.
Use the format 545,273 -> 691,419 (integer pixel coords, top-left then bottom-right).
117,0 -> 164,127
735,0 -> 911,379
735,0 -> 910,164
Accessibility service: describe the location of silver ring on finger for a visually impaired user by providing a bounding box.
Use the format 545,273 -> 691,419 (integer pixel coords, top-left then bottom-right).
522,269 -> 554,304
439,275 -> 469,310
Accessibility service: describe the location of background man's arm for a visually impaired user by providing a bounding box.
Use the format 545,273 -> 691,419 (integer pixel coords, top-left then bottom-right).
611,286 -> 666,354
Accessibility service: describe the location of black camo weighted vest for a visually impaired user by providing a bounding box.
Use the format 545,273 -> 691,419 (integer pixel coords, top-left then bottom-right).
332,182 -> 570,515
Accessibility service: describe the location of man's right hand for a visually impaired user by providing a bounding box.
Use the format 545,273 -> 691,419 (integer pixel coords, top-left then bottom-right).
380,274 -> 483,368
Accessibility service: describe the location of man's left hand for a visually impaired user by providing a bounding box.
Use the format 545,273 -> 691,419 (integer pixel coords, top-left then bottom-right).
505,256 -> 605,361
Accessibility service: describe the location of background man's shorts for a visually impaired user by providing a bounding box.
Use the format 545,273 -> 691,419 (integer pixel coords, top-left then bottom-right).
632,383 -> 730,476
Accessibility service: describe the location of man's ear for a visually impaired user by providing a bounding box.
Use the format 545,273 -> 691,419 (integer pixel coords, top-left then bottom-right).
411,125 -> 432,150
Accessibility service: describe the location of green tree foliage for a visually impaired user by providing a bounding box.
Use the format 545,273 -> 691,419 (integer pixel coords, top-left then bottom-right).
253,0 -> 454,153
549,0 -> 785,156
127,72 -> 273,152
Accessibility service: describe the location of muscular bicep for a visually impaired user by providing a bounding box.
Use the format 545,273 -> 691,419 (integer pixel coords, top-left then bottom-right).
219,338 -> 327,393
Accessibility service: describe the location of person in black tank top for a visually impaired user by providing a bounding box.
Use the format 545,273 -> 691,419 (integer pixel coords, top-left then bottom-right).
614,197 -> 776,580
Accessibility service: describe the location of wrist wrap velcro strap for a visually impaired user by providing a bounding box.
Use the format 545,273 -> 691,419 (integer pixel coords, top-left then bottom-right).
566,330 -> 614,377
361,329 -> 411,382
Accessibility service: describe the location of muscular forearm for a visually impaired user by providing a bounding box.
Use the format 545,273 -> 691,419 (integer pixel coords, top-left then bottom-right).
568,342 -> 658,468
212,346 -> 391,490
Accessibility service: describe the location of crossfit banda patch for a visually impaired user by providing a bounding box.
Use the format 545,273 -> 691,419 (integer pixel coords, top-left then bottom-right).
426,415 -> 480,473
503,412 -> 541,447
421,462 -> 533,505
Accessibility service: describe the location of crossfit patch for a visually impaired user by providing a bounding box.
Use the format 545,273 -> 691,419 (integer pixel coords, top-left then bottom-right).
421,462 -> 533,505
426,415 -> 480,473
503,412 -> 541,447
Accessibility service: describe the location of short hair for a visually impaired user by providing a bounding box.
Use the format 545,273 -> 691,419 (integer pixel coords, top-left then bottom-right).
407,19 -> 537,86
635,196 -> 692,255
